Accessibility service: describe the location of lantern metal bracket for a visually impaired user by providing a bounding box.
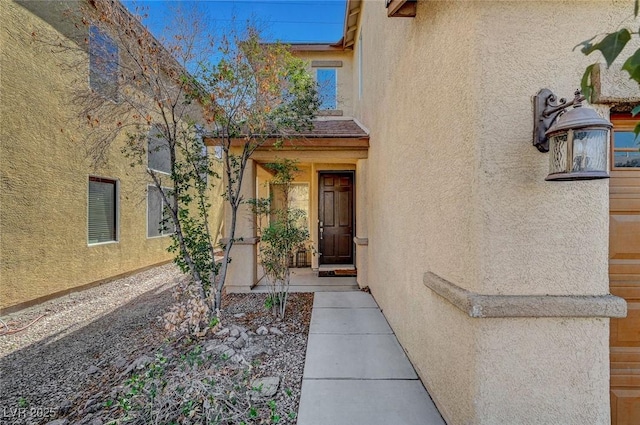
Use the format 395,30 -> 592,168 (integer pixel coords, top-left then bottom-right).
533,89 -> 585,152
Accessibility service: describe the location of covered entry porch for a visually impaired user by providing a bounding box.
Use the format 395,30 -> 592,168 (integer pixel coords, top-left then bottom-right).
216,119 -> 370,293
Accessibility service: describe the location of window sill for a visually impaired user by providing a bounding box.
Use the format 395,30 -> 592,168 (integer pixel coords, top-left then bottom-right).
147,168 -> 171,176
147,233 -> 175,240
318,110 -> 343,117
88,240 -> 119,247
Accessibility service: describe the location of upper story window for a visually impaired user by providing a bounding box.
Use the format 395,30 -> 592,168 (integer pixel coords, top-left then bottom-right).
88,176 -> 118,245
148,125 -> 171,174
612,114 -> 640,169
89,25 -> 118,101
317,68 -> 337,110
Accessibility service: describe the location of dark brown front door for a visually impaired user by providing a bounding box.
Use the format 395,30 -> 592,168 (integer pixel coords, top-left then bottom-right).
319,172 -> 353,264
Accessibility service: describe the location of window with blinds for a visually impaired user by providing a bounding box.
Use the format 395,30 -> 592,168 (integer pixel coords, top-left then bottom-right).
147,185 -> 175,238
148,125 -> 171,174
88,177 -> 117,244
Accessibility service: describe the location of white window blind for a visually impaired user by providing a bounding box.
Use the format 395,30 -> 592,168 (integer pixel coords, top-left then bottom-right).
147,185 -> 175,237
88,177 -> 117,244
148,125 -> 171,174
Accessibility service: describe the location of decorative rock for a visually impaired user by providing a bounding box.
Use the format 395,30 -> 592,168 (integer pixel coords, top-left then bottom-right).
232,338 -> 246,349
230,328 -> 240,338
256,326 -> 268,336
87,365 -> 100,375
113,356 -> 127,369
215,328 -> 230,337
240,332 -> 249,341
124,354 -> 152,374
212,344 -> 230,354
79,414 -> 93,425
224,336 -> 237,344
233,313 -> 246,318
249,376 -> 280,399
244,343 -> 267,358
205,341 -> 218,352
84,399 -> 100,414
90,419 -> 103,425
45,419 -> 69,425
230,354 -> 246,364
57,400 -> 73,415
213,344 -> 235,358
84,398 -> 97,410
269,327 -> 283,336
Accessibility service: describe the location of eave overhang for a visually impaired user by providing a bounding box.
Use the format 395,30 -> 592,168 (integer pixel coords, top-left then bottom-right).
204,133 -> 369,151
342,0 -> 362,49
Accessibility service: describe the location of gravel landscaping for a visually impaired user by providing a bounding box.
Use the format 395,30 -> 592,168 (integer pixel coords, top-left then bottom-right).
0,264 -> 313,425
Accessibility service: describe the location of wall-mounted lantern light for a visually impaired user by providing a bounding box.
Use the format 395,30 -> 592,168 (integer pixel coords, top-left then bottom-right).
533,89 -> 612,181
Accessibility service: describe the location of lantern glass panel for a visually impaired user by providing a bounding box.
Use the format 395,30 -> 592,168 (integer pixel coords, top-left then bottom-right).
572,129 -> 608,172
549,133 -> 568,175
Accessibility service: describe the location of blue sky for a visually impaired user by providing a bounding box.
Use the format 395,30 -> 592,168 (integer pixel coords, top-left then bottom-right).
123,0 -> 347,44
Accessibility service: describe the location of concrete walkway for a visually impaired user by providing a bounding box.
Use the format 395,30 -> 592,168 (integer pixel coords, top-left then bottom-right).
297,291 -> 445,425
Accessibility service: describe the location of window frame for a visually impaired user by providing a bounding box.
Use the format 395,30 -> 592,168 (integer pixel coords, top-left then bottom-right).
610,114 -> 640,171
87,176 -> 119,246
89,25 -> 119,102
316,68 -> 338,110
147,184 -> 175,239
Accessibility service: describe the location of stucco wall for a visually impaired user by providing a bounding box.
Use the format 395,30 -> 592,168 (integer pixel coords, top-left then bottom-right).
472,0 -> 623,297
0,2 -> 223,310
356,1 -> 629,423
355,159 -> 368,287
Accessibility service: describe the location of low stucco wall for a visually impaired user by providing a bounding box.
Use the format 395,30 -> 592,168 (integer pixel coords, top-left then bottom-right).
356,0 -> 630,423
474,318 -> 610,424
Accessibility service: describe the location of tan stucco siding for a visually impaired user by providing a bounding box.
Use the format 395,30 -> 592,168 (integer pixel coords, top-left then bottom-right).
474,318 -> 610,424
472,1 -> 634,297
0,2 -> 223,310
355,0 -> 631,423
359,0 -> 481,291
356,3 -> 482,421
